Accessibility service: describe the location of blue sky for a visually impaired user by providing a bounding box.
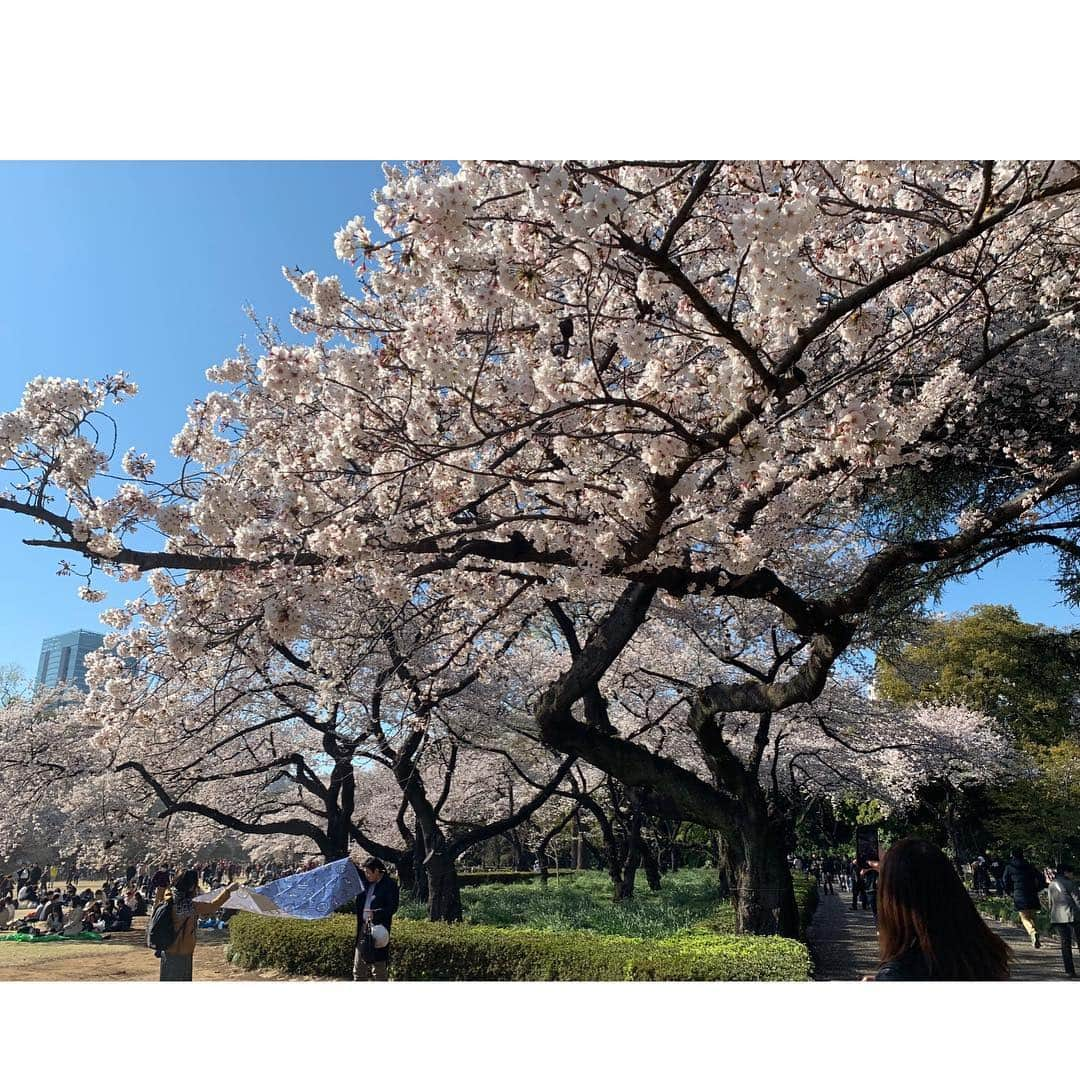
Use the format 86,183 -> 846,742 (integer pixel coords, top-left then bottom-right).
0,163 -> 1074,678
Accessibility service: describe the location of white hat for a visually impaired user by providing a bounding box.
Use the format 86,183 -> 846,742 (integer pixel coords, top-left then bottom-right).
370,924 -> 390,949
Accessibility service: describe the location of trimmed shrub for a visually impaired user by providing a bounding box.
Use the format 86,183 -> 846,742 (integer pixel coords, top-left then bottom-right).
792,873 -> 819,939
225,913 -> 812,981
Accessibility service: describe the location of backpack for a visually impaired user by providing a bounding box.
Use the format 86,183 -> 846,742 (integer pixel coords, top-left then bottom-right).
146,900 -> 179,957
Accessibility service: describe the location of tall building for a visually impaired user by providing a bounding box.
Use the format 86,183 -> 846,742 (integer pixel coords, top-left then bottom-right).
35,629 -> 105,692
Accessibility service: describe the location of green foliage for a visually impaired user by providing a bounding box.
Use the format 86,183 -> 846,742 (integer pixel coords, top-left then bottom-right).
451,869 -> 726,937
227,867 -> 818,980
457,870 -> 577,886
876,605 -> 1080,744
792,873 -> 819,939
225,911 -> 812,981
988,739 -> 1080,865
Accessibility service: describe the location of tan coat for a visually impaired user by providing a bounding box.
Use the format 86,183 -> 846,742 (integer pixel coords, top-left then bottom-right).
164,889 -> 233,957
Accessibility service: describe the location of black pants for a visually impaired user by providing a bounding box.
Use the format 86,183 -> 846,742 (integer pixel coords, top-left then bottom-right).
852,880 -> 866,910
1057,923 -> 1078,976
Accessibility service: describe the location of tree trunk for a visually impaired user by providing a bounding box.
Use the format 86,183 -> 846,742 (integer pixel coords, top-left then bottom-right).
507,829 -> 528,871
572,812 -> 585,870
727,817 -> 798,937
424,850 -> 463,922
942,789 -> 964,870
613,860 -> 637,901
411,831 -> 429,902
395,856 -> 416,899
614,834 -> 641,901
641,840 -> 662,892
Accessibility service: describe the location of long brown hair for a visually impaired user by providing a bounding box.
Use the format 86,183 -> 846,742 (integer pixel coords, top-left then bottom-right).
878,837 -> 1010,980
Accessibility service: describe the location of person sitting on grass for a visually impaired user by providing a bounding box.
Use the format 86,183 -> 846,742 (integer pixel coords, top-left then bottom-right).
123,884 -> 147,916
41,893 -> 65,934
33,891 -> 63,923
83,901 -> 104,931
103,899 -> 133,932
62,897 -> 87,937
0,897 -> 16,929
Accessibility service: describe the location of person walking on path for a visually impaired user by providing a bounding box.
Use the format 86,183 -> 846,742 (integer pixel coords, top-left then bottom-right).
157,869 -> 238,981
1002,848 -> 1046,948
822,857 -> 835,896
353,857 -> 400,982
851,857 -> 867,911
862,860 -> 880,922
1047,864 -> 1080,977
868,837 -> 1010,981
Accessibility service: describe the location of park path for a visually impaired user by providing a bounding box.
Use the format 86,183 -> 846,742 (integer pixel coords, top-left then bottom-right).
807,889 -> 1077,981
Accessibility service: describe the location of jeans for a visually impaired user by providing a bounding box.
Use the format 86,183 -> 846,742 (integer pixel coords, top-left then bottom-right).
353,947 -> 388,981
1056,923 -> 1078,975
159,954 -> 193,981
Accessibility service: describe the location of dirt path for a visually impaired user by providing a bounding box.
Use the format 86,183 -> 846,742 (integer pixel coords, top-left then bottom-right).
0,935 -> 270,981
0,894 -> 291,981
808,889 -> 1078,981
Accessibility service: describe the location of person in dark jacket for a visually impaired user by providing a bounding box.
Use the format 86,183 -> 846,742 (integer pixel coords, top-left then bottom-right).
989,856 -> 1005,896
862,861 -> 880,922
869,837 -> 1010,981
1001,848 -> 1046,948
353,857 -> 400,982
851,857 -> 867,910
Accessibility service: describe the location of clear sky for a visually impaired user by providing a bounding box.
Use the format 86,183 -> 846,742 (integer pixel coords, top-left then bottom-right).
0,163 -> 1075,678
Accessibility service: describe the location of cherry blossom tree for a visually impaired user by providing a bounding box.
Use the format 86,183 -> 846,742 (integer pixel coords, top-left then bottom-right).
78,576 -> 578,919
2,160 -> 1079,932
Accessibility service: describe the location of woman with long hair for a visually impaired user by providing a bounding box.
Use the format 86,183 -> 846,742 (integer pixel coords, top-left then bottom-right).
156,868 -> 237,982
872,837 -> 1010,980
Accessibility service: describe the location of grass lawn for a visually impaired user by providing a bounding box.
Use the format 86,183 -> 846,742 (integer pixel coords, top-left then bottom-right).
398,868 -> 734,938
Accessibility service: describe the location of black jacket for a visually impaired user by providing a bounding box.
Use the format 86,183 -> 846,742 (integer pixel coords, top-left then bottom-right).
876,946 -> 931,981
1002,857 -> 1044,909
355,874 -> 400,939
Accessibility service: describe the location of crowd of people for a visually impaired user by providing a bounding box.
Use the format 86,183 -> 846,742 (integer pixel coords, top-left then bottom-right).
793,853 -> 880,917
798,840 -> 1080,981
0,872 -> 144,937
0,856 -> 297,943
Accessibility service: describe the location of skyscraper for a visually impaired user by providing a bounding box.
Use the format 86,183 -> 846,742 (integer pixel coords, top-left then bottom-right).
35,629 -> 105,692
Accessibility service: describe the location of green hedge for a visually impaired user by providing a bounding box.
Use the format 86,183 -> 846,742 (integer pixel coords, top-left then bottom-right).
793,873 -> 819,940
225,913 -> 811,981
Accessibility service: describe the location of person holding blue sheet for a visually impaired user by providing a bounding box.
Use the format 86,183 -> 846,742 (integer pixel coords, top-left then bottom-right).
353,858 -> 399,982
